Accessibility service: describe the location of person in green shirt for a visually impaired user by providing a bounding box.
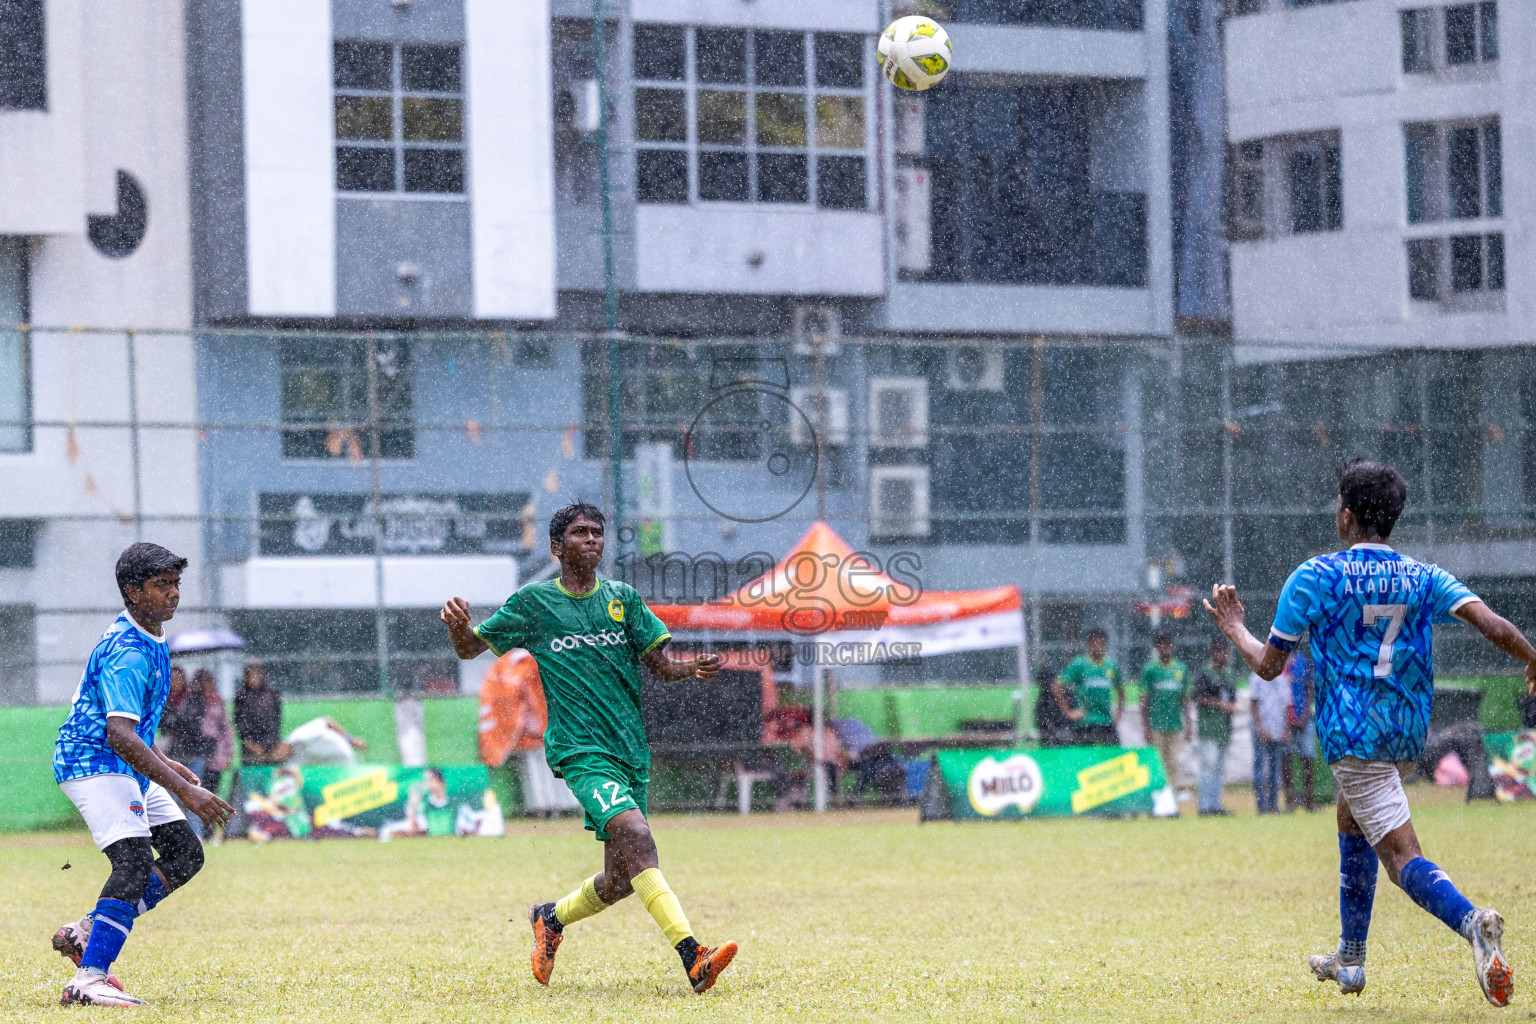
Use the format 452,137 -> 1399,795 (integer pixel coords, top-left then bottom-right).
441,502 -> 738,995
1140,632 -> 1191,794
1052,628 -> 1123,746
1192,638 -> 1242,816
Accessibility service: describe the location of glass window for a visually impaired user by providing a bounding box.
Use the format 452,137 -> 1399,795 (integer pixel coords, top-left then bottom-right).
0,239 -> 28,453
1400,9 -> 1433,73
1487,232 -> 1505,290
0,0 -> 46,110
281,340 -> 414,460
636,150 -> 688,203
1407,238 -> 1441,301
815,34 -> 863,88
1480,2 -> 1498,60
1450,233 -> 1483,291
1289,149 -> 1323,233
1447,125 -> 1482,218
754,32 -> 805,87
697,28 -> 746,83
333,41 -> 466,196
1484,121 -> 1501,217
631,25 -> 873,207
1445,4 -> 1477,65
633,24 -> 686,80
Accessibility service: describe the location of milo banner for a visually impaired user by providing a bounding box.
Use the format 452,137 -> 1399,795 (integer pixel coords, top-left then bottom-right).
240,764 -> 504,841
1485,730 -> 1536,803
921,747 -> 1168,821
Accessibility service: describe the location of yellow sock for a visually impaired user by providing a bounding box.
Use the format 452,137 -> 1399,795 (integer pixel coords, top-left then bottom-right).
553,875 -> 608,928
630,868 -> 693,946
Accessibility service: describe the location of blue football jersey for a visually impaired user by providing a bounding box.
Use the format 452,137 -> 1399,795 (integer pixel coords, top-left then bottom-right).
1267,543 -> 1476,764
54,613 -> 173,788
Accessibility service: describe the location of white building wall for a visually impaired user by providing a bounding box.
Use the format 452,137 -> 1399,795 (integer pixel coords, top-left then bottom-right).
1226,0 -> 1532,349
0,0 -> 201,702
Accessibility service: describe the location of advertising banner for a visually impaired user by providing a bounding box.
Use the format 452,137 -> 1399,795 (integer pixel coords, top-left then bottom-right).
921,746 -> 1167,821
241,764 -> 504,841
1485,730 -> 1536,803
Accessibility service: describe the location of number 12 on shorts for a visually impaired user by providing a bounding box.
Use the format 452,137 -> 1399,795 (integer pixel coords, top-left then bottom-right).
1362,603 -> 1406,678
592,781 -> 625,812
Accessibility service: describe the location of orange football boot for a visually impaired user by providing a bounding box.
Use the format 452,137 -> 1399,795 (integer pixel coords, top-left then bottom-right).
528,903 -> 563,985
687,941 -> 738,994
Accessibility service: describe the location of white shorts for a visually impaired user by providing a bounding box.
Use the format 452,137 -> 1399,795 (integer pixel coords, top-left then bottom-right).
1330,757 -> 1414,847
59,773 -> 185,851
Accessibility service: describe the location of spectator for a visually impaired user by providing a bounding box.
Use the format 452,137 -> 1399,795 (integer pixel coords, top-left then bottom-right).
1139,631 -> 1190,792
1192,638 -> 1241,816
1281,650 -> 1318,812
1249,664 -> 1292,814
193,668 -> 234,794
234,660 -> 287,764
161,666 -> 219,835
228,660 -> 286,840
1053,628 -> 1123,747
157,666 -> 195,762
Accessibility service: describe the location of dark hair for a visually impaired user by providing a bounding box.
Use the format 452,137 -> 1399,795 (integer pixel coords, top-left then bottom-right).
424,767 -> 444,783
1153,631 -> 1173,644
115,542 -> 188,604
549,502 -> 605,545
1086,627 -> 1108,642
1338,459 -> 1407,539
1209,636 -> 1229,652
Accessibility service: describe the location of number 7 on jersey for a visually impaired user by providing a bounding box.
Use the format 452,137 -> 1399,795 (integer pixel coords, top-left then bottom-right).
1362,603 -> 1406,678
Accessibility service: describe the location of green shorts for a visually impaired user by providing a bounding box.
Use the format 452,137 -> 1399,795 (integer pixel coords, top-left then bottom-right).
556,752 -> 649,842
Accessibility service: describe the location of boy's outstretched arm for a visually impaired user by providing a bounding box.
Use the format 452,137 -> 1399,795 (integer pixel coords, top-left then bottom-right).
1453,600 -> 1536,695
1203,584 -> 1288,681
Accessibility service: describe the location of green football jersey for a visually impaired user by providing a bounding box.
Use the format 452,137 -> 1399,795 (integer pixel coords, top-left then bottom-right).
473,576 -> 670,771
1141,658 -> 1189,734
1058,654 -> 1120,727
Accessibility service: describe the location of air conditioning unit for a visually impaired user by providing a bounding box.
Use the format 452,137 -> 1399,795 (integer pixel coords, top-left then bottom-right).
792,305 -> 841,355
870,466 -> 930,538
946,344 -> 1005,392
788,387 -> 849,447
869,377 -> 929,448
562,79 -> 602,134
895,167 -> 932,276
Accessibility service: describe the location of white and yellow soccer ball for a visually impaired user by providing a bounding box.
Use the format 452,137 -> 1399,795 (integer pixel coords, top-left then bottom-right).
877,16 -> 952,92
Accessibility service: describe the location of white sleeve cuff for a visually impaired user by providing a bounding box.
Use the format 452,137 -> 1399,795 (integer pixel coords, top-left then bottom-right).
1268,627 -> 1300,642
1448,595 -> 1480,614
105,711 -> 142,723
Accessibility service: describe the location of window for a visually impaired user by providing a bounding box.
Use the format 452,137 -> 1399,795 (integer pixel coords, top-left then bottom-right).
632,26 -> 871,208
908,80 -> 1147,286
1401,3 -> 1497,74
334,41 -> 465,195
1288,143 -> 1342,233
280,339 -> 414,459
1226,132 -> 1341,240
0,0 -> 45,110
1405,233 -> 1504,302
0,519 -> 37,567
1405,119 -> 1500,223
870,466 -> 930,538
0,238 -> 29,454
869,378 -> 928,448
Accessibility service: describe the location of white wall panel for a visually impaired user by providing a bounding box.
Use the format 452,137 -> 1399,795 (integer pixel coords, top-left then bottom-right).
636,207 -> 884,295
241,0 -> 335,316
0,0 -> 84,235
465,0 -> 557,319
631,0 -> 877,33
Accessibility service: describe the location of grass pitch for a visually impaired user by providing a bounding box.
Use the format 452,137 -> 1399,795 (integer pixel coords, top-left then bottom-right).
0,787 -> 1530,1023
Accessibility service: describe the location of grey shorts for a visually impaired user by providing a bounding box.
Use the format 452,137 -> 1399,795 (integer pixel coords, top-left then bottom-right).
1330,757 -> 1414,846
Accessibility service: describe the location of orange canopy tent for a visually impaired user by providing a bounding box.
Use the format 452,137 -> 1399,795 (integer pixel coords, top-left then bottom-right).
651,521 -> 1027,661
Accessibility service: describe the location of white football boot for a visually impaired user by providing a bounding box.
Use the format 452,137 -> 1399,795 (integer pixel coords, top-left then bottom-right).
60,969 -> 146,1007
1467,908 -> 1514,1008
1309,951 -> 1366,995
52,916 -> 125,991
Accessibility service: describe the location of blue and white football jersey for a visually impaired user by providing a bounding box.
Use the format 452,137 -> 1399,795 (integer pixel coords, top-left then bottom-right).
1267,543 -> 1477,764
54,613 -> 173,788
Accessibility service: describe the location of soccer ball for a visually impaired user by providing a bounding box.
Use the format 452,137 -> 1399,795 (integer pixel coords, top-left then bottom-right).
877,16 -> 952,92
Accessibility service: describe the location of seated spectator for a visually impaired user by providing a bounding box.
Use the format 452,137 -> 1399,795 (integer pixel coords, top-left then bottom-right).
284,717 -> 369,766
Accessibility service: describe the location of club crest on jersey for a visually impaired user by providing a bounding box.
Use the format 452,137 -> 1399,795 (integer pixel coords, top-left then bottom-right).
128,801 -> 145,818
607,598 -> 625,623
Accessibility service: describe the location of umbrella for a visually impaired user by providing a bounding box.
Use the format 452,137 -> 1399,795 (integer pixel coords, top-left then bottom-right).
168,628 -> 246,656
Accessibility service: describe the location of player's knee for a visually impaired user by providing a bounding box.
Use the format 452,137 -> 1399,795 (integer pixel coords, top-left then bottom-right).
100,837 -> 155,903
150,820 -> 204,889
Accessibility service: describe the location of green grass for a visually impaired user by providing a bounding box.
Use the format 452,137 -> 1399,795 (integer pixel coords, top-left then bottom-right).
0,788 -> 1531,1023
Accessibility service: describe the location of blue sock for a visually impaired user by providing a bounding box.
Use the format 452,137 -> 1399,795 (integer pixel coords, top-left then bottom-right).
1338,833 -> 1376,963
1398,857 -> 1477,938
138,870 -> 169,914
80,898 -> 136,974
